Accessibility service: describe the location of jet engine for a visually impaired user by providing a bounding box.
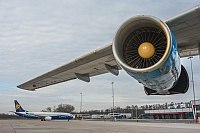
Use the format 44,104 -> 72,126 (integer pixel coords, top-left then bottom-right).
44,116 -> 52,121
112,16 -> 189,95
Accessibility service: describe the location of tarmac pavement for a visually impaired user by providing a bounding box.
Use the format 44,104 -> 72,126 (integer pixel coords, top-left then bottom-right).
0,119 -> 199,133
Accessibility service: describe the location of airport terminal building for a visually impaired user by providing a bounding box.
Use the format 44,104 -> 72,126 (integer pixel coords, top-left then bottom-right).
144,100 -> 200,120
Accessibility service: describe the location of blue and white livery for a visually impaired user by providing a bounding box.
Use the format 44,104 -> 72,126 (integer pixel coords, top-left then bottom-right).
13,100 -> 74,121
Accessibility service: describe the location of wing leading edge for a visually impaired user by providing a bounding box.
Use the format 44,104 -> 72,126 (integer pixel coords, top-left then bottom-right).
17,44 -> 121,91
18,5 -> 200,91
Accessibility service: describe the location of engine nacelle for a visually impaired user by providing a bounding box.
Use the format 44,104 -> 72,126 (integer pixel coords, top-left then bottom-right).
113,16 -> 189,95
45,116 -> 52,121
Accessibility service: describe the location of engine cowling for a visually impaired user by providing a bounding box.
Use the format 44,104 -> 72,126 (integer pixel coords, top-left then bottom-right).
45,116 -> 52,121
112,16 -> 189,95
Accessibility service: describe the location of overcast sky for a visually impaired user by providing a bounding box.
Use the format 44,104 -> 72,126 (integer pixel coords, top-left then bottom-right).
0,0 -> 200,113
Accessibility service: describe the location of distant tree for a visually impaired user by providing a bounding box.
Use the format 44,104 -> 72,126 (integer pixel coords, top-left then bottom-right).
117,107 -> 124,113
145,104 -> 148,110
105,109 -> 110,114
100,110 -> 104,114
164,102 -> 168,109
41,107 -> 52,112
148,105 -> 152,110
55,104 -> 75,113
88,110 -> 101,114
169,102 -> 174,106
46,107 -> 52,112
140,105 -> 145,110
152,104 -> 156,109
126,106 -> 131,110
134,105 -> 138,109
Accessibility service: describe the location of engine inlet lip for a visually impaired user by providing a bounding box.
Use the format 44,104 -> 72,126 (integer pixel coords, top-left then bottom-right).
112,15 -> 172,73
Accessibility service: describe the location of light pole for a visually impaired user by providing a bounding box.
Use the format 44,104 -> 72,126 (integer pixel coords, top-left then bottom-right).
80,92 -> 82,113
187,56 -> 198,123
136,106 -> 138,122
111,82 -> 114,116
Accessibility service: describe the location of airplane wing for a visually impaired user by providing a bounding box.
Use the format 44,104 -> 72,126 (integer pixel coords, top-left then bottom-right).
18,45 -> 121,91
17,5 -> 200,91
165,5 -> 200,57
